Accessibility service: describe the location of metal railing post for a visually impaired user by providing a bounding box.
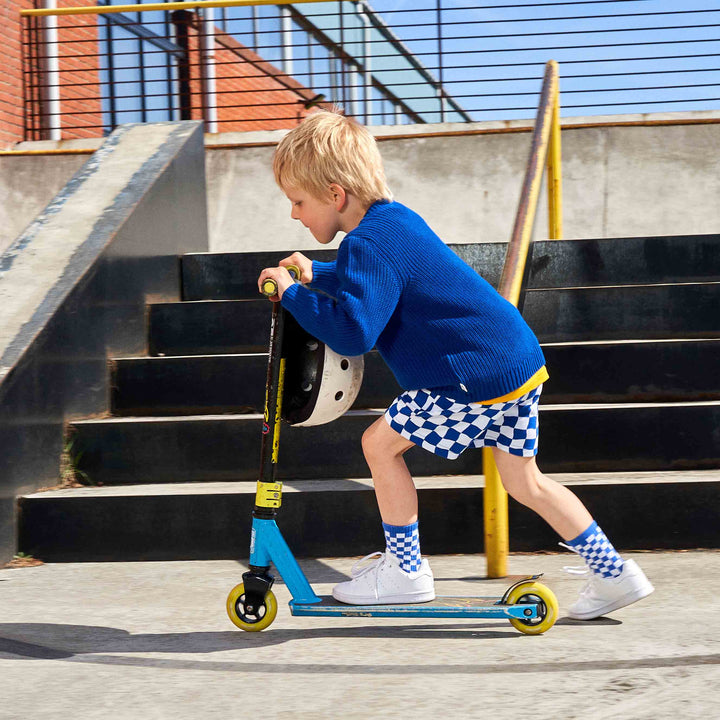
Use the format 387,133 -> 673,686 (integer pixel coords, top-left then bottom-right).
200,6 -> 218,133
483,447 -> 508,577
281,6 -> 293,77
171,9 -> 193,121
547,91 -> 563,240
41,0 -> 61,141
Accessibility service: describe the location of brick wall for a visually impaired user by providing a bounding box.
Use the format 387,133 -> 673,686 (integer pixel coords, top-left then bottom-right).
212,31 -> 329,132
1,2 -> 324,148
1,0 -> 34,148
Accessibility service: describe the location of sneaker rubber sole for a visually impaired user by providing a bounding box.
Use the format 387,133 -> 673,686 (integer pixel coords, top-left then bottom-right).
332,589 -> 436,605
568,583 -> 654,620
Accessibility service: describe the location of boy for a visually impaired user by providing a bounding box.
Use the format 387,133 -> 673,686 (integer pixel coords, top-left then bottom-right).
258,110 -> 653,619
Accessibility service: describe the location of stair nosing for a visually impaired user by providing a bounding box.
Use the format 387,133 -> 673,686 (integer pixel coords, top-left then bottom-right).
23,469 -> 720,499
112,352 -> 268,361
70,401 -> 720,425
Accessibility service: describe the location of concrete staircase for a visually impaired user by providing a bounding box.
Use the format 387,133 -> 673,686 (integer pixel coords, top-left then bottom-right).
18,234 -> 720,561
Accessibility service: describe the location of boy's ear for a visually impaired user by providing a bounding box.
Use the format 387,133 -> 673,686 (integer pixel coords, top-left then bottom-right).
328,183 -> 347,210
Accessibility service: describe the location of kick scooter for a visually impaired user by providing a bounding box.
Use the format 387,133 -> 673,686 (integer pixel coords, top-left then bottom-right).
226,271 -> 559,634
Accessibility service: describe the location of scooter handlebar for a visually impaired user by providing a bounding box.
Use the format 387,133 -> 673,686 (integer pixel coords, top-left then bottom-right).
261,264 -> 301,297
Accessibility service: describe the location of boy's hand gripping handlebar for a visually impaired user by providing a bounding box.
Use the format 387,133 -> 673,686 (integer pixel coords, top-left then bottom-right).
261,264 -> 301,297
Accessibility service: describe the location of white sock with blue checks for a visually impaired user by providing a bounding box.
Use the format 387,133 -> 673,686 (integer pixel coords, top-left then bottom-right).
567,520 -> 624,579
383,521 -> 422,573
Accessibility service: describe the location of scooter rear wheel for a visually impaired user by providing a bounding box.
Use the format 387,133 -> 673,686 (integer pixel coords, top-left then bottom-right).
506,581 -> 559,635
226,583 -> 278,632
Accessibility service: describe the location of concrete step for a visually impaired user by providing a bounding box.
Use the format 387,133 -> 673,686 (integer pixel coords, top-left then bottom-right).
17,470 -> 720,561
110,339 -> 720,416
148,282 -> 720,356
180,234 -> 720,300
69,402 -> 720,485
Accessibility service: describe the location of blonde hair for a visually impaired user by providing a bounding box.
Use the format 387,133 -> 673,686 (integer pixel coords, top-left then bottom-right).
273,110 -> 392,207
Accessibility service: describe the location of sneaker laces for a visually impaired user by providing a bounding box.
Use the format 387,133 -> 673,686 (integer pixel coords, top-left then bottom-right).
558,542 -> 590,576
350,551 -> 386,579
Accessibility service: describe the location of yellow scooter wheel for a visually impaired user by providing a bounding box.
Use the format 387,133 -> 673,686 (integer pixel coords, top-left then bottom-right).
226,583 -> 278,632
506,581 -> 559,635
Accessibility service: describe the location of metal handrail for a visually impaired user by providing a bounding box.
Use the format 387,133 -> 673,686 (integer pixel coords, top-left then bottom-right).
20,0 -> 323,17
483,59 -> 563,579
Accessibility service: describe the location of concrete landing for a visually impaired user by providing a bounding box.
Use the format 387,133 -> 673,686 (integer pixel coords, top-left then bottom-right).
1,551 -> 718,719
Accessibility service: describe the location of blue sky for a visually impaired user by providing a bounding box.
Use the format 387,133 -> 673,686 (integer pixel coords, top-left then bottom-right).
98,0 -> 720,126
367,0 -> 720,120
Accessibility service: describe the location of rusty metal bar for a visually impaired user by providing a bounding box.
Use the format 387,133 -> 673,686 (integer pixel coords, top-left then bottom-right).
483,59 -> 561,579
498,59 -> 559,306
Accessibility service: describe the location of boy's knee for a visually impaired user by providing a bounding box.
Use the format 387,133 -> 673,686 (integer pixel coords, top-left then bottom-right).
493,451 -> 542,502
362,418 -> 411,461
361,420 -> 385,459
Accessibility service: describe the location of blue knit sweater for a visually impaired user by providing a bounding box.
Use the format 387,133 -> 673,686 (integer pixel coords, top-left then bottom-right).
281,200 -> 545,402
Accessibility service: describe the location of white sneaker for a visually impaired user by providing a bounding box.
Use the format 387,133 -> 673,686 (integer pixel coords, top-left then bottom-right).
567,559 -> 654,620
332,551 -> 435,605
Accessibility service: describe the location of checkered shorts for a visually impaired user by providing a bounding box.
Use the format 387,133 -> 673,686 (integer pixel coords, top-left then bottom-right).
385,385 -> 542,460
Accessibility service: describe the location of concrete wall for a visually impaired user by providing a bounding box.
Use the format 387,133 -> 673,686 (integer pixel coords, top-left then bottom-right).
0,152 -> 90,255
4,112 -> 720,256
204,111 -> 720,252
0,121 -> 208,563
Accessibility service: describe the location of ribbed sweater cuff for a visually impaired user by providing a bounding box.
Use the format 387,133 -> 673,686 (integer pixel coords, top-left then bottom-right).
310,260 -> 338,295
280,281 -> 300,308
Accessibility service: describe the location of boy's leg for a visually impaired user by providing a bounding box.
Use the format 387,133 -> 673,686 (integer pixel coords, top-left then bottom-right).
490,450 -> 592,540
492,449 -> 653,619
361,416 -> 417,525
331,417 -> 435,605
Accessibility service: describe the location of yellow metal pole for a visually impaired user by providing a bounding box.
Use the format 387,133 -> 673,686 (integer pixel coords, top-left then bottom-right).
547,90 -> 563,240
483,448 -> 508,577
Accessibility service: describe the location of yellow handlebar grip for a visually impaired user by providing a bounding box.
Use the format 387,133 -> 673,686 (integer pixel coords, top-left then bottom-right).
260,265 -> 302,297
261,278 -> 278,296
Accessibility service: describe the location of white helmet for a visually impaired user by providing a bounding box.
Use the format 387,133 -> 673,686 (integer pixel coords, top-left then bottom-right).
282,322 -> 364,427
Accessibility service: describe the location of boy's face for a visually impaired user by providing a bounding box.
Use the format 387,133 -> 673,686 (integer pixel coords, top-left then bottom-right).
283,186 -> 342,245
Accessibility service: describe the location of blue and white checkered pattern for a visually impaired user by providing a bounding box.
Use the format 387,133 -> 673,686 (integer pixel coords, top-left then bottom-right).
568,521 -> 624,578
383,521 -> 422,573
385,386 -> 542,460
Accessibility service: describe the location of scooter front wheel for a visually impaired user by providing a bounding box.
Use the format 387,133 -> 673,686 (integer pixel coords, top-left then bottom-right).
506,581 -> 559,635
226,583 -> 278,632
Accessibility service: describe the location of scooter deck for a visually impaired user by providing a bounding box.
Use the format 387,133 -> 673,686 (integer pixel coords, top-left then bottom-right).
290,595 -> 539,620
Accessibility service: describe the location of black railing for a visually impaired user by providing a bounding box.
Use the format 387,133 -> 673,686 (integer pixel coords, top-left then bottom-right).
20,0 -> 720,141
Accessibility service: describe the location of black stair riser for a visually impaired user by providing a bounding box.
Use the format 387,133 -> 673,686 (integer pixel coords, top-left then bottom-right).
110,352 -> 403,416
528,233 -> 720,289
111,340 -> 720,415
182,250 -> 338,301
17,478 -> 720,562
148,283 -> 720,357
181,234 -> 720,301
70,404 -> 720,485
111,354 -> 269,416
523,283 -> 720,343
540,340 -> 720,403
148,299 -> 272,356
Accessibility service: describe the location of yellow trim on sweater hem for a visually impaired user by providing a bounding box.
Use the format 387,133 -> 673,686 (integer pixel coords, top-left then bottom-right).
475,366 -> 549,405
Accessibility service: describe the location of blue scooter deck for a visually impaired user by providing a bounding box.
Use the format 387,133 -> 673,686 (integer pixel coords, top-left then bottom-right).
290,595 -> 539,620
